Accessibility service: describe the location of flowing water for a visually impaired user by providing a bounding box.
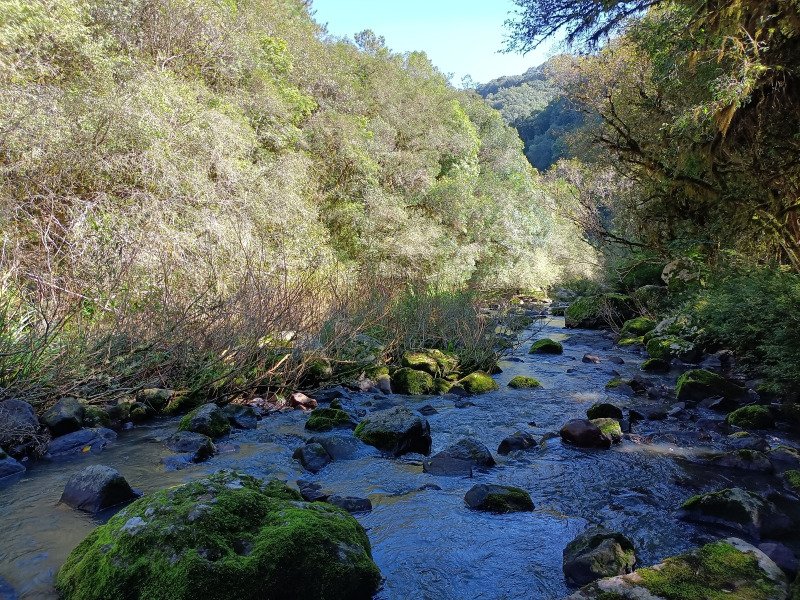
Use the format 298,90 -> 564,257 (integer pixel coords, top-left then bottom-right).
1,316 -> 798,599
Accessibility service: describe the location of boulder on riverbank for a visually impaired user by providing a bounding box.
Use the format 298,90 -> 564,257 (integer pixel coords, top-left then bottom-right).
177,404 -> 231,439
727,405 -> 776,429
0,398 -> 47,458
464,484 -> 534,513
563,527 -> 636,586
391,367 -> 434,395
56,471 -> 382,600
353,406 -> 431,456
40,397 -> 85,437
676,369 -> 747,401
60,465 -> 140,513
562,538 -> 788,599
678,487 -> 791,540
46,427 -> 117,458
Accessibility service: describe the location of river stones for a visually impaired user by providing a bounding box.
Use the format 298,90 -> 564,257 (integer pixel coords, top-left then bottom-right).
177,404 -> 231,439
423,437 -> 495,476
223,404 -> 258,429
60,465 -> 140,513
508,376 -> 541,389
40,397 -> 85,437
307,434 -> 375,460
497,431 -> 538,455
305,407 -> 355,432
391,368 -> 434,395
354,406 -> 431,456
0,451 -> 25,480
164,431 -> 215,462
560,419 -> 612,449
711,450 -> 774,473
46,428 -> 117,457
562,527 -> 636,586
458,371 -> 499,394
768,446 -> 800,472
464,484 -> 534,513
135,388 -> 173,412
728,432 -> 771,452
529,338 -> 564,354
678,487 -> 792,540
561,538 -> 788,600
0,398 -> 45,458
327,495 -> 372,513
676,369 -> 748,402
586,402 -> 623,420
56,471 -> 382,600
293,443 -> 332,473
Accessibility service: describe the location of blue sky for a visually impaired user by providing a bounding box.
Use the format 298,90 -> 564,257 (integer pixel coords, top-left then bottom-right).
310,0 -> 558,85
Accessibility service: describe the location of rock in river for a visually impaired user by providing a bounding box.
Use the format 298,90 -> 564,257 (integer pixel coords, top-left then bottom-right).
40,397 -> 85,437
560,419 -> 612,449
497,431 -> 538,455
60,465 -> 140,513
164,431 -> 216,462
354,406 -> 431,456
423,437 -> 496,476
56,471 -> 382,600
177,403 -> 231,439
46,428 -> 117,458
464,484 -> 534,513
293,442 -> 332,473
563,527 -> 636,586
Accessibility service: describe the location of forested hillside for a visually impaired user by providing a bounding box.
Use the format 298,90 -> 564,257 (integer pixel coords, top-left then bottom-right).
0,0 -> 594,402
475,62 -> 582,171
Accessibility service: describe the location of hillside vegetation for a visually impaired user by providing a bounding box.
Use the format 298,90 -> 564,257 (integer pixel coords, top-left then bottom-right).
0,0 -> 594,404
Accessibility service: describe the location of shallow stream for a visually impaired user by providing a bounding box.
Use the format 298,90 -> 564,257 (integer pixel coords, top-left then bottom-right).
1,316 -> 798,599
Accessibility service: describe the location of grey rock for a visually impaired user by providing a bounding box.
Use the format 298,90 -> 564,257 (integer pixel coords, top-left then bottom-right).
418,404 -> 438,416
40,397 -> 85,437
307,435 -> 375,461
712,450 -> 774,473
757,542 -> 797,576
223,404 -> 258,429
353,405 -> 432,457
563,527 -> 636,586
422,453 -> 473,476
47,428 -> 117,457
497,431 -> 538,455
60,465 -> 140,512
296,479 -> 330,502
582,354 -> 602,364
181,404 -> 230,439
293,443 -> 331,473
560,419 -> 612,449
327,495 -> 372,513
464,484 -> 534,513
0,453 -> 25,480
164,431 -> 215,462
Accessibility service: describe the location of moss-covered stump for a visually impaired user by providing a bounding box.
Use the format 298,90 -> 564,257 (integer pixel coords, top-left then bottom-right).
529,338 -> 564,354
563,538 -> 788,600
590,418 -> 623,443
565,294 -> 635,329
562,527 -> 636,586
641,358 -> 671,372
676,369 -> 747,402
508,376 -> 542,389
56,471 -> 382,600
727,405 -> 775,429
678,487 -> 791,539
619,317 -> 656,339
353,406 -> 431,456
463,484 -> 534,513
177,404 -> 231,439
458,371 -> 499,394
391,367 -> 434,395
305,408 -> 353,432
586,402 -> 623,420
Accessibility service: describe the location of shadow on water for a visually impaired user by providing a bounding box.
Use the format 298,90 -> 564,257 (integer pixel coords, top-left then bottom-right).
1,316 -> 798,599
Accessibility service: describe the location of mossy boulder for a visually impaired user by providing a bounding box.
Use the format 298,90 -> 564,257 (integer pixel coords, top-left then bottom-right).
646,337 -> 699,362
82,405 -> 111,428
353,406 -> 431,456
177,404 -> 231,439
432,378 -> 453,394
305,408 -> 353,432
135,389 -> 173,412
459,371 -> 499,394
727,405 -> 775,429
162,394 -> 204,416
563,538 -> 788,600
676,369 -> 747,401
641,358 -> 671,372
678,487 -> 791,539
508,376 -> 542,389
784,470 -> 800,495
619,317 -> 656,339
463,484 -> 534,513
56,471 -> 382,600
617,336 -> 644,347
562,527 -> 636,586
400,349 -> 458,377
565,294 -> 635,329
590,418 -> 623,443
529,338 -> 564,354
391,368 -> 434,395
41,397 -> 85,437
586,402 -> 623,420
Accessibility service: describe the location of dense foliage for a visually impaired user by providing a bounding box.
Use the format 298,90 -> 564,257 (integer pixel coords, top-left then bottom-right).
0,0 -> 595,402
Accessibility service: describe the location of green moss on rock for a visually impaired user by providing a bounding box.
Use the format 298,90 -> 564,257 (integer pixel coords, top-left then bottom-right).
677,369 -> 746,401
56,471 -> 381,600
586,402 -> 623,420
727,405 -> 775,429
83,405 -> 111,428
646,337 -> 695,361
565,294 -> 634,329
459,371 -> 499,394
432,378 -> 452,394
620,317 -> 656,339
177,404 -> 231,439
641,358 -> 671,372
391,367 -> 434,395
590,418 -> 622,443
305,408 -> 352,432
617,336 -> 644,347
529,338 -> 563,354
785,470 -> 800,494
508,376 -> 542,389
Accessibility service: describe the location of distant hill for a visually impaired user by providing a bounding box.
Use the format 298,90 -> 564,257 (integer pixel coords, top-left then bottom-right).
475,60 -> 583,171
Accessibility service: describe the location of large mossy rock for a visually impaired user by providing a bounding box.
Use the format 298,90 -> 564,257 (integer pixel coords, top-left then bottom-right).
727,405 -> 775,429
400,349 -> 458,377
305,407 -> 354,432
529,338 -> 563,354
508,375 -> 542,389
619,317 -> 656,339
676,369 -> 747,401
463,484 -> 534,513
590,418 -> 622,443
563,527 -> 636,586
56,471 -> 382,600
646,337 -> 699,362
562,538 -> 788,600
678,487 -> 791,540
177,404 -> 231,439
565,294 -> 635,329
353,406 -> 431,456
458,371 -> 499,394
391,367 -> 434,395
